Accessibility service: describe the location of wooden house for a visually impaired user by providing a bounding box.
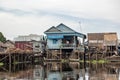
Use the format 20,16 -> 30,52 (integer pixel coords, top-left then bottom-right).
0,41 -> 6,52
88,32 -> 118,52
15,41 -> 33,51
31,40 -> 46,53
5,40 -> 15,49
0,40 -> 15,52
14,34 -> 46,52
44,23 -> 86,59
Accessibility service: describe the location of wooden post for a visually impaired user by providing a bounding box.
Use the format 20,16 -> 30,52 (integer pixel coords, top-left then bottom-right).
83,69 -> 85,80
96,48 -> 98,61
9,52 -> 11,74
83,37 -> 86,68
105,46 -> 107,58
89,52 -> 90,61
13,53 -> 16,71
17,53 -> 20,70
60,48 -> 62,60
21,54 -> 23,70
78,52 -> 79,59
51,51 -> 52,59
60,62 -> 62,73
74,36 -> 76,47
82,36 -> 86,80
46,50 -> 48,59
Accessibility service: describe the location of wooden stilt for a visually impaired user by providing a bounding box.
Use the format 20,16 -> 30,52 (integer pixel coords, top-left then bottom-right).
13,53 -> 16,71
78,52 -> 79,59
96,51 -> 97,61
60,48 -> 62,60
9,52 -> 11,74
60,62 -> 62,72
0,55 -> 9,62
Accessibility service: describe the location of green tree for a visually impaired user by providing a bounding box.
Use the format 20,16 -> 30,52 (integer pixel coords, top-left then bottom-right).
0,32 -> 6,43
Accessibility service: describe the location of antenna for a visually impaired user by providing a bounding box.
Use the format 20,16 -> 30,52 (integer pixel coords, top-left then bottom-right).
79,21 -> 82,32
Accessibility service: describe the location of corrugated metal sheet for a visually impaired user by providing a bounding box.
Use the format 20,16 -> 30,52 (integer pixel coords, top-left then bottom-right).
47,34 -> 63,39
88,33 -> 104,40
15,42 -> 33,50
88,32 -> 118,48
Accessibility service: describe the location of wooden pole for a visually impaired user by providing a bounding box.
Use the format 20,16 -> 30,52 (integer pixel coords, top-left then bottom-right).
18,54 -> 20,71
89,52 -> 90,61
78,52 -> 79,59
96,48 -> 98,61
60,62 -> 62,73
0,55 -> 9,62
13,53 -> 16,71
83,69 -> 85,80
47,50 -> 48,59
9,52 -> 11,74
60,47 -> 62,60
83,37 -> 86,68
74,36 -> 76,47
21,54 -> 23,70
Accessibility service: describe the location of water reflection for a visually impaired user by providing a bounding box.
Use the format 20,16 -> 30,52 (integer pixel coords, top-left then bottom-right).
0,62 -> 120,80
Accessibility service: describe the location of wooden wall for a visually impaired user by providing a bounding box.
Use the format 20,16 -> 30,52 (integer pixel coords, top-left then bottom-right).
88,32 -> 118,49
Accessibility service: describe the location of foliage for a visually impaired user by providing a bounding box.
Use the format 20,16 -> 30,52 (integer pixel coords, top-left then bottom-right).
0,63 -> 4,66
79,59 -> 108,64
91,60 -> 108,64
0,32 -> 6,43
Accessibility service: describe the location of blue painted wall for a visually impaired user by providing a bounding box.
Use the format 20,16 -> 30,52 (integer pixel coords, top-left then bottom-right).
47,39 -> 62,49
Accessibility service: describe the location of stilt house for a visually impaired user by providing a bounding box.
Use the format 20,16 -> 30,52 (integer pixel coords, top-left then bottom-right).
44,23 -> 86,59
14,34 -> 46,52
88,32 -> 118,52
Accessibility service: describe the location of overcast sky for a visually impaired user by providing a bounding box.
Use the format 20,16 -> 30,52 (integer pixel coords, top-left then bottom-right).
0,0 -> 120,40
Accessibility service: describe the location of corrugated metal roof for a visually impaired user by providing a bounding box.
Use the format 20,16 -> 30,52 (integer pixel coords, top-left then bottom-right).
44,23 -> 86,38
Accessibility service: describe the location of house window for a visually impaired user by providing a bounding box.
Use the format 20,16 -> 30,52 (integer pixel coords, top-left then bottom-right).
53,39 -> 57,44
35,44 -> 40,48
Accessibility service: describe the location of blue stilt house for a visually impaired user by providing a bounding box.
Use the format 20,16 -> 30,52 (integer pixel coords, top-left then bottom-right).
44,23 -> 86,59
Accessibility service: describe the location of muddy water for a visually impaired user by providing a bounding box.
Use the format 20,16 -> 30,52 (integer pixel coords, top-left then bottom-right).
0,62 -> 120,80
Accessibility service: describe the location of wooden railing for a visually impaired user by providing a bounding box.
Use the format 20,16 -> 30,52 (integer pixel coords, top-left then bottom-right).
61,44 -> 75,48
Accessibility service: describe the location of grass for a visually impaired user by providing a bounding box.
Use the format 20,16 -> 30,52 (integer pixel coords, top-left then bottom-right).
78,59 -> 108,64
61,59 -> 69,63
60,59 -> 108,64
89,59 -> 108,64
98,60 -> 108,63
13,61 -> 19,64
0,63 -> 4,66
35,59 -> 39,62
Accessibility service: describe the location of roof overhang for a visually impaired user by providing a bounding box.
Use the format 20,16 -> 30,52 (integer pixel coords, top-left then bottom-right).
46,32 -> 86,39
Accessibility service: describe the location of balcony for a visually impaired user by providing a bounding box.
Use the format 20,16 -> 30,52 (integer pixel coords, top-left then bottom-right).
60,43 -> 75,49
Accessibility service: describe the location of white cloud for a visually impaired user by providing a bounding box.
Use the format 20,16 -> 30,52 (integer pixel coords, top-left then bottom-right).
0,11 -> 76,39
0,0 -> 120,22
0,0 -> 120,39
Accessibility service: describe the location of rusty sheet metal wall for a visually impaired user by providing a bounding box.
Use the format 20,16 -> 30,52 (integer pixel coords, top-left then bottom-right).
88,33 -> 104,40
88,33 -> 118,48
104,33 -> 118,46
88,33 -> 104,47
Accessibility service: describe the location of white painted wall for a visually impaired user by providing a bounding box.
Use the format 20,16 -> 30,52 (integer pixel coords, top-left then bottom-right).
14,34 -> 45,41
32,42 -> 42,52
